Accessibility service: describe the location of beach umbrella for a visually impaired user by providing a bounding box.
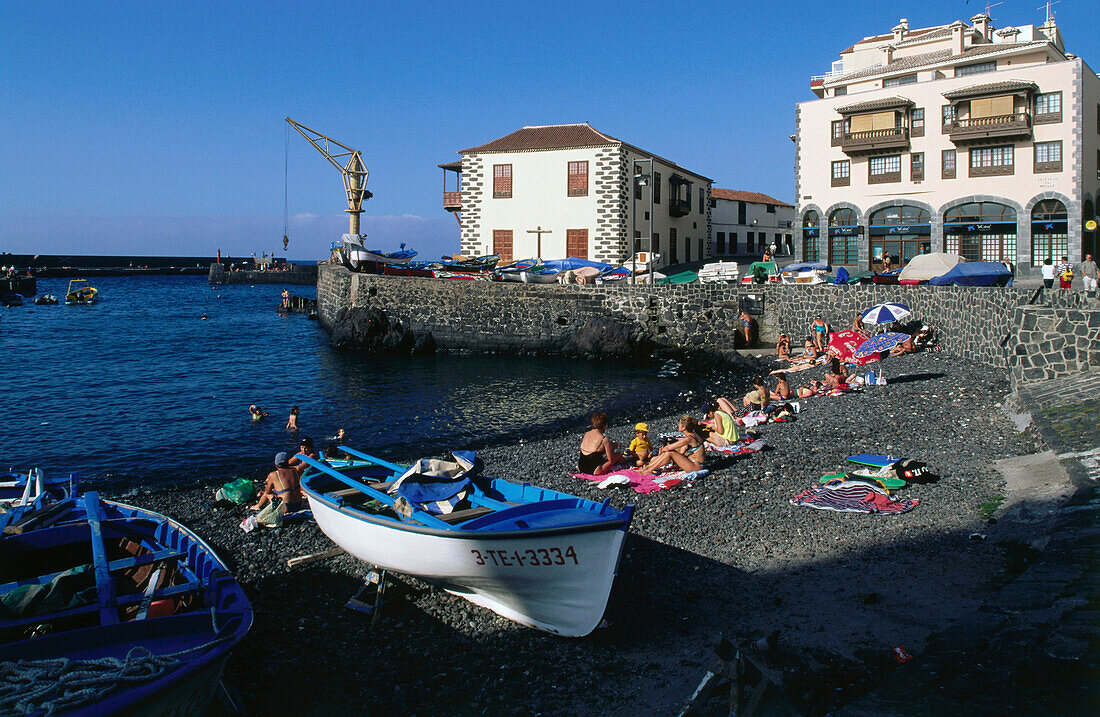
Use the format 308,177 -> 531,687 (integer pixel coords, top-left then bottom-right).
861,302 -> 911,326
854,332 -> 909,359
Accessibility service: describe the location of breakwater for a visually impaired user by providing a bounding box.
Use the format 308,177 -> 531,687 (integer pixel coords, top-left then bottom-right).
208,263 -> 317,285
317,264 -> 1099,386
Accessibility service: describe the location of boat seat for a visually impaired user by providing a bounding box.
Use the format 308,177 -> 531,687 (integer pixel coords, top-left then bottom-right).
437,505 -> 496,524
330,481 -> 394,500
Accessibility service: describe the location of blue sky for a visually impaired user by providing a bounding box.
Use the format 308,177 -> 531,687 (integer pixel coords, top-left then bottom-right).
1,0 -> 1096,260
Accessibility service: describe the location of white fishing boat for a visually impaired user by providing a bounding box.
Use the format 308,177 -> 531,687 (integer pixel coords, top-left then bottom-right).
698,260 -> 741,284
340,234 -> 417,269
299,448 -> 633,637
779,261 -> 831,285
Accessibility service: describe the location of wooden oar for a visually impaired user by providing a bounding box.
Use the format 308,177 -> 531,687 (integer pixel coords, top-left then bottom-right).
287,547 -> 345,569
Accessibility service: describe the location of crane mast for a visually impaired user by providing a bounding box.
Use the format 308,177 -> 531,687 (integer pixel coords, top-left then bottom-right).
285,117 -> 372,235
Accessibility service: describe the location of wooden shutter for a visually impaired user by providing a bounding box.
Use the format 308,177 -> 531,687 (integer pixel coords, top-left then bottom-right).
493,164 -> 512,198
567,161 -> 588,197
849,114 -> 873,132
492,230 -> 513,263
566,229 -> 588,259
970,97 -> 1011,119
871,111 -> 896,130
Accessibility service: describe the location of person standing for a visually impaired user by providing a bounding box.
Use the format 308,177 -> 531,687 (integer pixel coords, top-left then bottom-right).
1079,254 -> 1098,292
1041,259 -> 1055,289
286,406 -> 300,432
1058,256 -> 1074,289
882,251 -> 893,271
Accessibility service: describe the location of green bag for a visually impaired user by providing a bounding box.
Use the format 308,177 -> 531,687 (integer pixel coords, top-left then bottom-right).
215,478 -> 255,505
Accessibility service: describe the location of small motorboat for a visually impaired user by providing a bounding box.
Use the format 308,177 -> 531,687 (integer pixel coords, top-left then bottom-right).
33,294 -> 59,305
741,261 -> 780,284
0,293 -> 23,307
698,260 -> 741,284
64,278 -> 98,304
780,261 -> 831,285
299,448 -> 633,637
0,492 -> 252,715
340,234 -> 418,270
494,258 -> 542,282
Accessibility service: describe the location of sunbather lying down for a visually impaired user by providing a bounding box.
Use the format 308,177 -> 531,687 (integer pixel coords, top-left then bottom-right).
638,415 -> 706,475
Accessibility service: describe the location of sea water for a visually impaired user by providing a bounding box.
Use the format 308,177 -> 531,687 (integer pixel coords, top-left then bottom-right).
1,275 -> 701,485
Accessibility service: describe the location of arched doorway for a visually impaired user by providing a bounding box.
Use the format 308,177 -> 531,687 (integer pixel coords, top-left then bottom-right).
943,202 -> 1016,262
802,210 -> 820,261
827,208 -> 859,265
868,206 -> 931,269
1031,199 -> 1069,267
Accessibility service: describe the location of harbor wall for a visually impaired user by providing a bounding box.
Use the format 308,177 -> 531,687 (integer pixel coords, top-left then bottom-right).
209,263 -> 317,285
317,264 -> 1099,386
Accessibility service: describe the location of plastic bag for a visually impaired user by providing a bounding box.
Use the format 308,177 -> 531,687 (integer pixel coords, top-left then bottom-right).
215,478 -> 255,505
256,500 -> 283,528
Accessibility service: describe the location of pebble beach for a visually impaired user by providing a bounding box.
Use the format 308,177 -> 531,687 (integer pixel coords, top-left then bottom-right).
130,350 -> 1042,715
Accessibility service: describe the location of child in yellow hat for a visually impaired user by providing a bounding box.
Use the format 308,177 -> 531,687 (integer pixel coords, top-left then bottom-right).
624,423 -> 653,467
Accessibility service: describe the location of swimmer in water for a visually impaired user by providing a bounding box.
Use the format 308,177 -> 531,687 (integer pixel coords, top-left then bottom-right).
332,427 -> 347,443
249,404 -> 268,421
286,406 -> 300,432
200,312 -> 208,320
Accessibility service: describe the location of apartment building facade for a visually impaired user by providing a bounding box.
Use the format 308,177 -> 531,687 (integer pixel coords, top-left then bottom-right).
439,124 -> 712,267
710,189 -> 795,257
795,12 -> 1100,274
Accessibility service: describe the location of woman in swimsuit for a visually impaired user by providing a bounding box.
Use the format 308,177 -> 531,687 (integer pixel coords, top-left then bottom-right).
639,415 -> 706,474
797,380 -> 824,398
251,452 -> 307,514
811,317 -> 829,352
577,411 -> 618,475
286,406 -> 299,432
776,334 -> 791,361
249,404 -> 268,421
770,373 -> 792,401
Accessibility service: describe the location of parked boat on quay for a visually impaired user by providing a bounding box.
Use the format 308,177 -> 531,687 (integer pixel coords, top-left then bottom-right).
298,448 -> 633,637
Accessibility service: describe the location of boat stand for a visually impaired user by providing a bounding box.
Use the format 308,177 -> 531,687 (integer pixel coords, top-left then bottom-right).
345,569 -> 409,629
677,634 -> 783,717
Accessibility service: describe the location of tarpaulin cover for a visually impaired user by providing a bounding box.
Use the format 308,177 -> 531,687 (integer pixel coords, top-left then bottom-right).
827,329 -> 879,366
927,261 -> 1013,287
898,252 -> 963,282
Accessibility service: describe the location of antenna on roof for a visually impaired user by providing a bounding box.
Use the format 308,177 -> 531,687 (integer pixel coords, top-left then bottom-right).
1036,0 -> 1059,22
983,1 -> 1003,19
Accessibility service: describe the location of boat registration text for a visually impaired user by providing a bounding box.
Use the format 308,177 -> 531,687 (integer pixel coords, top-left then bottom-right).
471,546 -> 578,567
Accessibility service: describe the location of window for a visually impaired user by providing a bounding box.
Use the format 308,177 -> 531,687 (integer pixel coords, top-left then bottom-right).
1034,141 -> 1062,173
942,149 -> 956,179
566,229 -> 588,259
653,172 -> 661,203
738,201 -> 746,225
803,234 -> 819,262
717,232 -> 726,255
634,231 -> 643,253
1031,199 -> 1068,266
942,104 -> 956,132
955,61 -> 996,77
883,74 -> 917,88
869,205 -> 930,225
746,231 -> 754,254
834,86 -> 847,96
699,188 -> 705,214
567,161 -> 588,197
492,164 -> 512,198
1034,92 -> 1062,124
831,160 -> 850,187
492,230 -> 513,263
969,145 -> 1014,177
910,108 -> 924,137
911,152 -> 924,181
685,237 -> 691,262
669,228 -> 678,263
634,172 -> 642,200
729,232 -> 737,254
766,204 -> 776,214
832,120 -> 844,146
869,155 -> 902,184
828,235 -> 859,265
970,95 -> 1014,119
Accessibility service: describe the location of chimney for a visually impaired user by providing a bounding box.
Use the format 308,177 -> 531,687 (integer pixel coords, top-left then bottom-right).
892,19 -> 908,44
950,21 -> 966,55
881,44 -> 895,64
1039,16 -> 1064,52
970,13 -> 990,42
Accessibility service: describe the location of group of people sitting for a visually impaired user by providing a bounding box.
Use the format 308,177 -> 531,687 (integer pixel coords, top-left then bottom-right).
249,433 -> 351,517
579,411 -> 712,478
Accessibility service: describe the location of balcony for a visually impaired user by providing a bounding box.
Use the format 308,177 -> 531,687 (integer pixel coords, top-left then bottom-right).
443,191 -> 461,212
669,198 -> 691,217
947,113 -> 1032,144
841,127 -> 910,155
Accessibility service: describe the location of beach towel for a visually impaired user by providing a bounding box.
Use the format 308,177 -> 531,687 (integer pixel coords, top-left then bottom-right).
706,438 -> 767,455
789,479 -> 919,514
571,467 -> 708,494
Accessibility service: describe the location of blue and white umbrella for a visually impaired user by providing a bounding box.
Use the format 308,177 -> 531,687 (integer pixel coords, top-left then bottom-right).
861,302 -> 911,326
854,332 -> 909,358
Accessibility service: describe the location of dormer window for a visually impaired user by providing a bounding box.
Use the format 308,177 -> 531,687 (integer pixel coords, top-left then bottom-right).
883,74 -> 917,88
955,61 -> 996,77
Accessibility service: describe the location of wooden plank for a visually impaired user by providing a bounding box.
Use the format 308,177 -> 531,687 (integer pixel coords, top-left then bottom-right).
84,493 -> 120,625
3,498 -> 75,535
437,505 -> 495,524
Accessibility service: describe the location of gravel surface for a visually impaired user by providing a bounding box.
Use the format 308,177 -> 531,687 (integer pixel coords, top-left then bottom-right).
126,351 -> 1042,716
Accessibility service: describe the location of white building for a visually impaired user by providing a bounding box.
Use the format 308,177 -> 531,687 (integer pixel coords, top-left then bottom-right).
439,123 -> 712,267
710,189 -> 796,258
795,12 -> 1100,273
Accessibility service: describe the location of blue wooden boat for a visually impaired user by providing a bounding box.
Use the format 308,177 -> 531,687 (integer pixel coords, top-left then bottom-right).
299,448 -> 633,637
0,468 -> 78,508
0,492 -> 252,716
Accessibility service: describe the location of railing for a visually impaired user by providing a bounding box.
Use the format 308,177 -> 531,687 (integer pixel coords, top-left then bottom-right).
947,113 -> 1031,141
443,192 -> 461,211
840,127 -> 909,152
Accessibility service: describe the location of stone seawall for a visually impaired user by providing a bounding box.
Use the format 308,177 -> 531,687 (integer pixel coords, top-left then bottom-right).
317,264 -> 1099,385
209,263 -> 317,285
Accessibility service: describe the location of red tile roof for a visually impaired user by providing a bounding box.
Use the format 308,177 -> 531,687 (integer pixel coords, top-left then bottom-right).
712,188 -> 793,207
460,124 -> 619,153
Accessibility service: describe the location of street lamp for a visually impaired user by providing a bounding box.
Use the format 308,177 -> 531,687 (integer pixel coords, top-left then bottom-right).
631,157 -> 654,284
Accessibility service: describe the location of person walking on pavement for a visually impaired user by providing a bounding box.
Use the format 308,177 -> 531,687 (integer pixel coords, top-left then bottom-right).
1079,254 -> 1098,292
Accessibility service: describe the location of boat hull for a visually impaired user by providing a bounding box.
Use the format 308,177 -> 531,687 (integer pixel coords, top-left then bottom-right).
306,494 -> 628,636
520,271 -> 559,284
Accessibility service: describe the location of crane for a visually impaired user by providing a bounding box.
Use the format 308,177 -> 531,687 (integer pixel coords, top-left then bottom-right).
285,117 -> 373,236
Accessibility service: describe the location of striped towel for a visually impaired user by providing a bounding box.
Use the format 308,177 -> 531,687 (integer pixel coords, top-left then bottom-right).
706,438 -> 767,455
790,479 -> 919,514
